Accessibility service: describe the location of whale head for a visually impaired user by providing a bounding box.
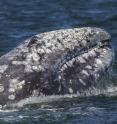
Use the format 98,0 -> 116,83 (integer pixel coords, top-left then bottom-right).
0,27 -> 113,108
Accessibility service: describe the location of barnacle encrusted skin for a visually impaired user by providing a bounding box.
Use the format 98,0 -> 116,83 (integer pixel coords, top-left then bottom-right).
0,27 -> 112,107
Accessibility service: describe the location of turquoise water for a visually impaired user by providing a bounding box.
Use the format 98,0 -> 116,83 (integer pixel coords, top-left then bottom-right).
0,0 -> 117,123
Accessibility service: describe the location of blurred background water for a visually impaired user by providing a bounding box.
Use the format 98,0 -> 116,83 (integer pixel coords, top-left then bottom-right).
0,0 -> 117,123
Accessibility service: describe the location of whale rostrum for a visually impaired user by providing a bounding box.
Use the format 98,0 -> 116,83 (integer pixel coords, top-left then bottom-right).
0,27 -> 113,107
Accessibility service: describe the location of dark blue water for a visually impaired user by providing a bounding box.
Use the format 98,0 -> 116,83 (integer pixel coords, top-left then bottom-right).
0,0 -> 117,123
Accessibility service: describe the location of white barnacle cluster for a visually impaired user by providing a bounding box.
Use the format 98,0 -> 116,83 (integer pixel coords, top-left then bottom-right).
60,47 -> 96,71
39,28 -> 91,53
12,46 -> 44,73
0,65 -> 8,80
58,84 -> 62,92
0,84 -> 4,92
32,89 -> 39,96
0,65 -> 8,74
70,28 -> 91,49
81,70 -> 89,76
77,56 -> 86,63
100,48 -> 113,67
88,48 -> 97,57
60,64 -> 68,72
8,37 -> 43,72
84,47 -> 112,81
93,47 -> 112,72
9,78 -> 25,91
8,94 -> 15,100
30,48 -> 40,62
75,27 -> 93,46
11,28 -> 98,74
85,65 -> 92,70
81,40 -> 87,46
76,47 -> 98,65
60,57 -> 76,72
24,50 -> 43,72
82,48 -> 100,78
74,28 -> 87,41
60,45 -> 102,86
78,48 -> 100,77
35,29 -> 93,73
0,65 -> 8,94
95,59 -> 103,67
69,87 -> 73,94
41,33 -> 63,51
8,78 -> 25,100
60,51 -> 88,73
82,53 -> 89,59
93,49 -> 105,69
61,30 -> 78,49
37,42 -> 52,54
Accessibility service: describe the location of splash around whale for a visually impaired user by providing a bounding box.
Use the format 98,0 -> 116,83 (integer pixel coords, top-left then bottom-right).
0,27 -> 113,108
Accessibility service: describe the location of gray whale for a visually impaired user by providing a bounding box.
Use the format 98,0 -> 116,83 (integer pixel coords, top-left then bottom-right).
0,27 -> 113,108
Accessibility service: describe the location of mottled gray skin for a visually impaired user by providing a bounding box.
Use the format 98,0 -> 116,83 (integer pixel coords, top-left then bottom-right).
0,27 -> 113,107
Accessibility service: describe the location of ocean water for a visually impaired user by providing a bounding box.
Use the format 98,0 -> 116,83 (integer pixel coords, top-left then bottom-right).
0,0 -> 117,123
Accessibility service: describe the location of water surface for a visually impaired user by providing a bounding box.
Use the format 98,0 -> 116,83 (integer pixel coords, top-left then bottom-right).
0,0 -> 117,123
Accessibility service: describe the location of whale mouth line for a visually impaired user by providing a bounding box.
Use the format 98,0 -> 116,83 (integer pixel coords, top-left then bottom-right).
53,38 -> 111,73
